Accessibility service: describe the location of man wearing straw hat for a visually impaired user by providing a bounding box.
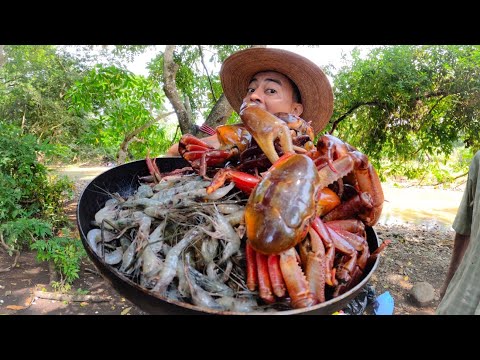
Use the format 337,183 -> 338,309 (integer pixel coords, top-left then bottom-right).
166,47 -> 333,155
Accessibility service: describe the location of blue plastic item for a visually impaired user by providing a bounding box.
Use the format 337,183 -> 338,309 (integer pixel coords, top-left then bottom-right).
373,291 -> 395,315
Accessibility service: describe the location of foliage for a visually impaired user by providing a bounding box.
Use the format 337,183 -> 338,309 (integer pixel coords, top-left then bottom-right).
0,45 -> 88,150
0,218 -> 52,254
0,122 -> 74,229
0,123 -> 78,280
31,229 -> 86,285
61,45 -> 151,68
67,65 -> 172,160
0,45 -> 251,162
379,145 -> 473,187
330,45 -> 480,177
0,45 -> 158,164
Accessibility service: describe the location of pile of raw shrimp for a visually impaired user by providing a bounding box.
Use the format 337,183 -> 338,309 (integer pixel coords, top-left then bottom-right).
86,172 -> 289,313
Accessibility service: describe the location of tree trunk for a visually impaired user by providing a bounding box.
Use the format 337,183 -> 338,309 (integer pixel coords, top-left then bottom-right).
117,148 -> 128,164
163,45 -> 196,135
205,93 -> 233,128
163,44 -> 267,136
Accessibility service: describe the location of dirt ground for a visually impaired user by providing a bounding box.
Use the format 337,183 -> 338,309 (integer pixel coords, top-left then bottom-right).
0,167 -> 454,316
368,223 -> 452,314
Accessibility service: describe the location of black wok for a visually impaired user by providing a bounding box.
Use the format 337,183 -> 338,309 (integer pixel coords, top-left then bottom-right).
77,157 -> 380,315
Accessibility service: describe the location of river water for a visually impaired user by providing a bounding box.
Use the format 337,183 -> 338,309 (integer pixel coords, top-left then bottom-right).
378,183 -> 465,232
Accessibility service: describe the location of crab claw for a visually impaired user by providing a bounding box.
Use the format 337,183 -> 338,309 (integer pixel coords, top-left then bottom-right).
239,102 -> 294,164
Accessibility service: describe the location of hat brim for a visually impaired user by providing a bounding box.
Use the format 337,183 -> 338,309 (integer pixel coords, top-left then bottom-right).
220,47 -> 334,135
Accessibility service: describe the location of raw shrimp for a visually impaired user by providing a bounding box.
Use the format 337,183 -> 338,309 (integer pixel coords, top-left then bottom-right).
151,227 -> 201,295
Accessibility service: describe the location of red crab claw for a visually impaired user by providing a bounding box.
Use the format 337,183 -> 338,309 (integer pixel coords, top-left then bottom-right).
279,247 -> 317,308
178,134 -> 236,175
314,134 -> 385,227
350,150 -> 384,226
297,226 -> 327,304
179,125 -> 254,177
205,168 -> 260,195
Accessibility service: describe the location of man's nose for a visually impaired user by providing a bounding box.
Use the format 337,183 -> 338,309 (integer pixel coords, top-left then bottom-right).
247,90 -> 263,103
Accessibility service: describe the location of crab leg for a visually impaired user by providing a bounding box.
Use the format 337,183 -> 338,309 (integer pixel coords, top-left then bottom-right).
353,161 -> 384,226
357,241 -> 370,270
325,219 -> 366,237
322,192 -> 373,222
267,254 -> 286,298
311,217 -> 337,287
279,247 -> 317,309
324,225 -> 357,284
245,242 -> 258,292
305,227 -> 326,303
325,227 -> 366,251
146,152 -> 162,183
256,251 -> 275,304
366,239 -> 391,269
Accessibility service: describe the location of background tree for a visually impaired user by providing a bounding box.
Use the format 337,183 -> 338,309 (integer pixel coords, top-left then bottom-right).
66,65 -> 172,164
148,45 -> 259,138
0,46 -> 85,150
1,45 -> 267,162
0,45 -> 153,162
329,45 -> 480,182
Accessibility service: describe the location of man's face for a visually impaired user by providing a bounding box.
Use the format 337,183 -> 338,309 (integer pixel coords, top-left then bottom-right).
243,71 -> 303,116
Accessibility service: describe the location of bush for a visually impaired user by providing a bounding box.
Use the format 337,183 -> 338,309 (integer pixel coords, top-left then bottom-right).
31,230 -> 86,285
0,122 -> 84,285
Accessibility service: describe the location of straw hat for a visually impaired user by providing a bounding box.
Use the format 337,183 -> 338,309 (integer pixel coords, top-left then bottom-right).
220,47 -> 334,135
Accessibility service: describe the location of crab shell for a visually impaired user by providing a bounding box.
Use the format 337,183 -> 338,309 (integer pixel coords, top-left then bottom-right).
245,153 -> 320,255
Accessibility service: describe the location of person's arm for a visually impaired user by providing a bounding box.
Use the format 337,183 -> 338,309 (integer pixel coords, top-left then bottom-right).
439,232 -> 470,299
165,143 -> 180,156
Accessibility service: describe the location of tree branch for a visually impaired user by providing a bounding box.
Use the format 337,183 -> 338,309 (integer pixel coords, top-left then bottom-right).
202,45 -> 266,130
197,45 -> 217,103
0,233 -> 20,272
127,111 -> 175,141
34,289 -> 111,303
330,101 -> 382,133
117,111 -> 174,164
431,171 -> 469,187
205,93 -> 233,129
423,94 -> 447,120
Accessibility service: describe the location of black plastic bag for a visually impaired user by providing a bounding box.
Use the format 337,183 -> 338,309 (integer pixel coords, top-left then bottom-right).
341,282 -> 376,315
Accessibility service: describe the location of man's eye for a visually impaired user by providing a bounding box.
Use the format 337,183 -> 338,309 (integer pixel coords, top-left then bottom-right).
247,88 -> 255,93
266,89 -> 277,94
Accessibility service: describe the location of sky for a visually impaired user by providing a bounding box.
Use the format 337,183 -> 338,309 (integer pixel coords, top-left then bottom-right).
126,45 -> 377,78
